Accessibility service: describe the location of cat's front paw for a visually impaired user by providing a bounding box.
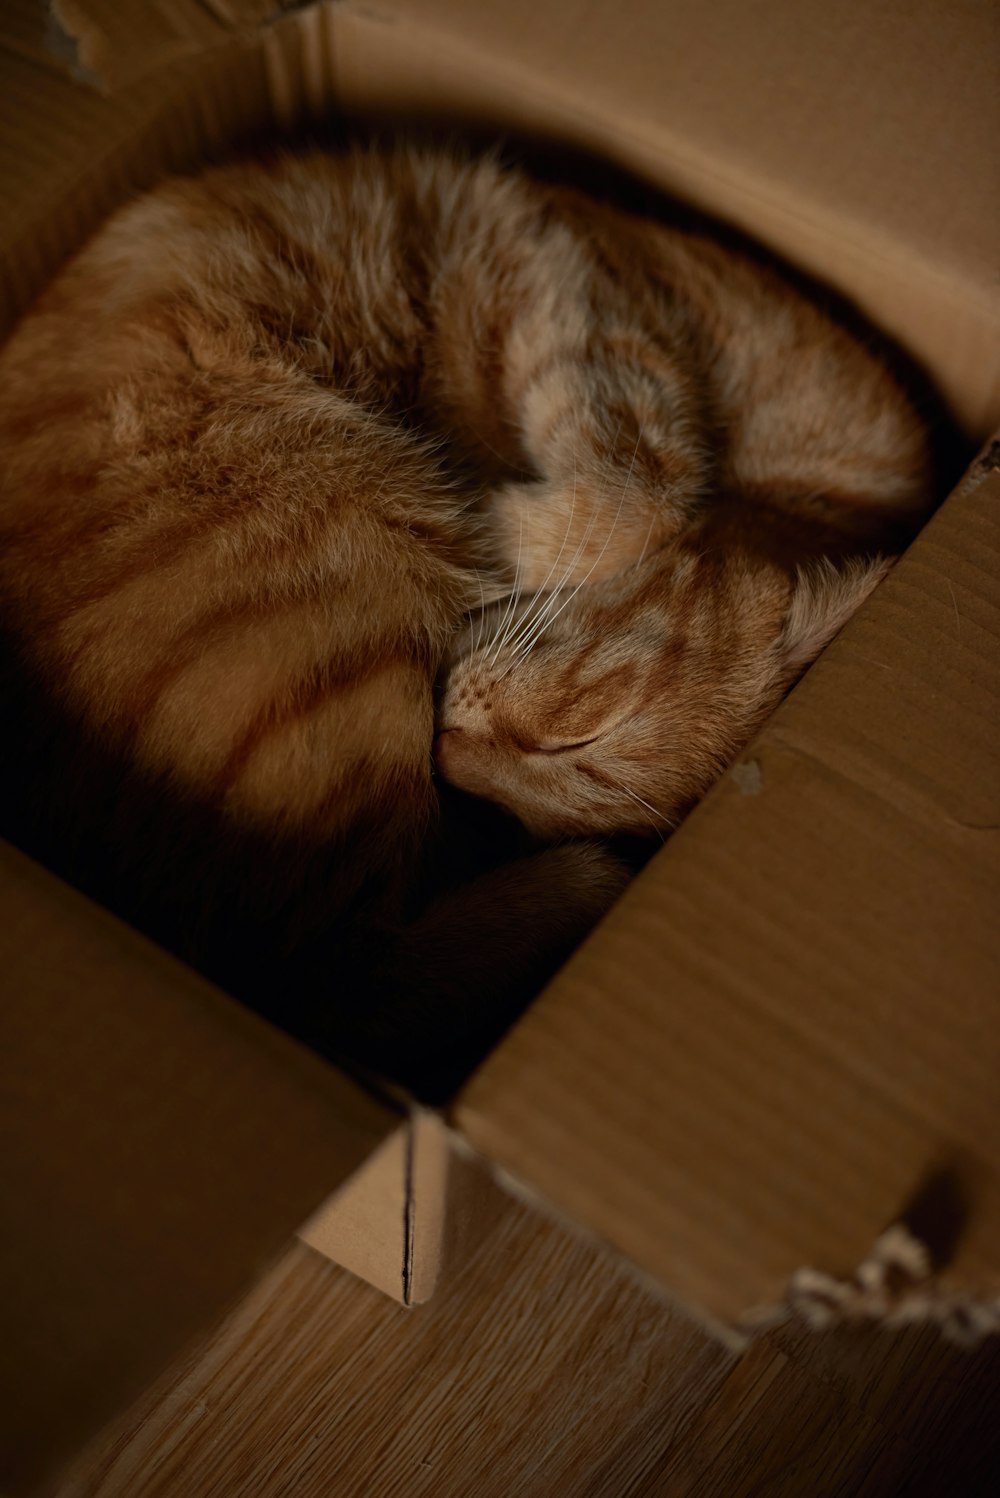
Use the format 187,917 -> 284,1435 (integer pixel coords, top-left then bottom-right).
483,476 -> 666,591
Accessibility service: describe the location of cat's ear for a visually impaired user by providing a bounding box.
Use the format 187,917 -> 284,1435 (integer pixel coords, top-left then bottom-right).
779,555 -> 893,674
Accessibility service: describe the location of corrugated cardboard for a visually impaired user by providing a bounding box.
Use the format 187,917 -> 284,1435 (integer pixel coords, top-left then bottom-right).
323,0 -> 1000,439
0,842 -> 398,1494
0,0 -> 272,335
1,0 -> 998,1489
14,0 -> 1000,437
300,1112 -> 507,1305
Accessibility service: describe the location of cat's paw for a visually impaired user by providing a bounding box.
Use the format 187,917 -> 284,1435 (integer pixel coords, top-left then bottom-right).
528,840 -> 634,932
483,477 -> 665,591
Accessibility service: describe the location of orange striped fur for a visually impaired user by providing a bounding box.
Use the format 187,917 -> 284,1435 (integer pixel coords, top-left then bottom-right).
0,146 -> 932,1077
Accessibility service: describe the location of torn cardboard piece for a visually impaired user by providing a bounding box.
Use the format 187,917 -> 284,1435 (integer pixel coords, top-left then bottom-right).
748,1162 -> 1000,1347
49,0 -> 276,90
782,1226 -> 1000,1348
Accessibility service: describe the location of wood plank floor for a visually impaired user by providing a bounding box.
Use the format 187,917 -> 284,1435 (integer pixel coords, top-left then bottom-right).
56,1194 -> 999,1497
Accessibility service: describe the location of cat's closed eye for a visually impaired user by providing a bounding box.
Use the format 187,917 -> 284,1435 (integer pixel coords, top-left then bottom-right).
438,547 -> 900,840
526,736 -> 599,755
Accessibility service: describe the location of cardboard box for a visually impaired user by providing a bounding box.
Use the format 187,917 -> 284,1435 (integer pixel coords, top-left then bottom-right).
1,0 -> 998,1491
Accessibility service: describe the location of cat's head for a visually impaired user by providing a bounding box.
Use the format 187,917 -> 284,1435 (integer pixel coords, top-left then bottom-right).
435,545 -> 889,839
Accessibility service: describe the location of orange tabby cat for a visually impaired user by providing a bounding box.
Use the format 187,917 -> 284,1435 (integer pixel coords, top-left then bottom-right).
0,145 -> 932,1084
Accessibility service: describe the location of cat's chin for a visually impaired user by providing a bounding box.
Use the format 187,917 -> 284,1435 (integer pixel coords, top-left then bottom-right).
434,727 -> 511,813
435,728 -> 574,839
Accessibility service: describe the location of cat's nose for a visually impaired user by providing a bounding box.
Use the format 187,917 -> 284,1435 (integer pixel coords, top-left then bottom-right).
433,726 -> 460,767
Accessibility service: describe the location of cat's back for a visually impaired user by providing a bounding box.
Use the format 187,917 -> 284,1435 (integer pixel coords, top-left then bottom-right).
0,148 -> 458,422
0,148 -> 487,950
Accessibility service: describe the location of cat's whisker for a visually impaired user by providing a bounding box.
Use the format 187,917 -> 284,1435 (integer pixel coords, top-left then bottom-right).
545,428 -> 642,601
485,514 -> 525,665
471,572 -> 488,653
603,777 -> 673,842
507,443 -> 624,658
488,525 -> 586,682
483,559 -> 521,664
501,459 -> 580,658
499,415 -> 628,670
496,506 -> 604,677
501,410 -> 623,666
500,504 -> 601,670
498,518 -> 528,652
634,509 -> 658,571
511,428 -> 643,660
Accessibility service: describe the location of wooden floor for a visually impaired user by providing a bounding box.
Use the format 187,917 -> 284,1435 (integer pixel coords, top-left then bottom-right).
56,1194 -> 999,1497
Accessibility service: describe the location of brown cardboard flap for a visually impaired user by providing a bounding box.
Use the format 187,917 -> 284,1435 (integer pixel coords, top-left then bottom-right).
0,18 -> 275,339
299,1111 -> 510,1305
456,454 -> 1000,1333
299,1123 -> 412,1302
23,0 -> 1000,435
0,844 -> 399,1496
329,0 -> 1000,437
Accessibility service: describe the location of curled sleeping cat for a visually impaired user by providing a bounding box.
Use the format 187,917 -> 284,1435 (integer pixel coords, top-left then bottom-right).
0,145 -> 931,1085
